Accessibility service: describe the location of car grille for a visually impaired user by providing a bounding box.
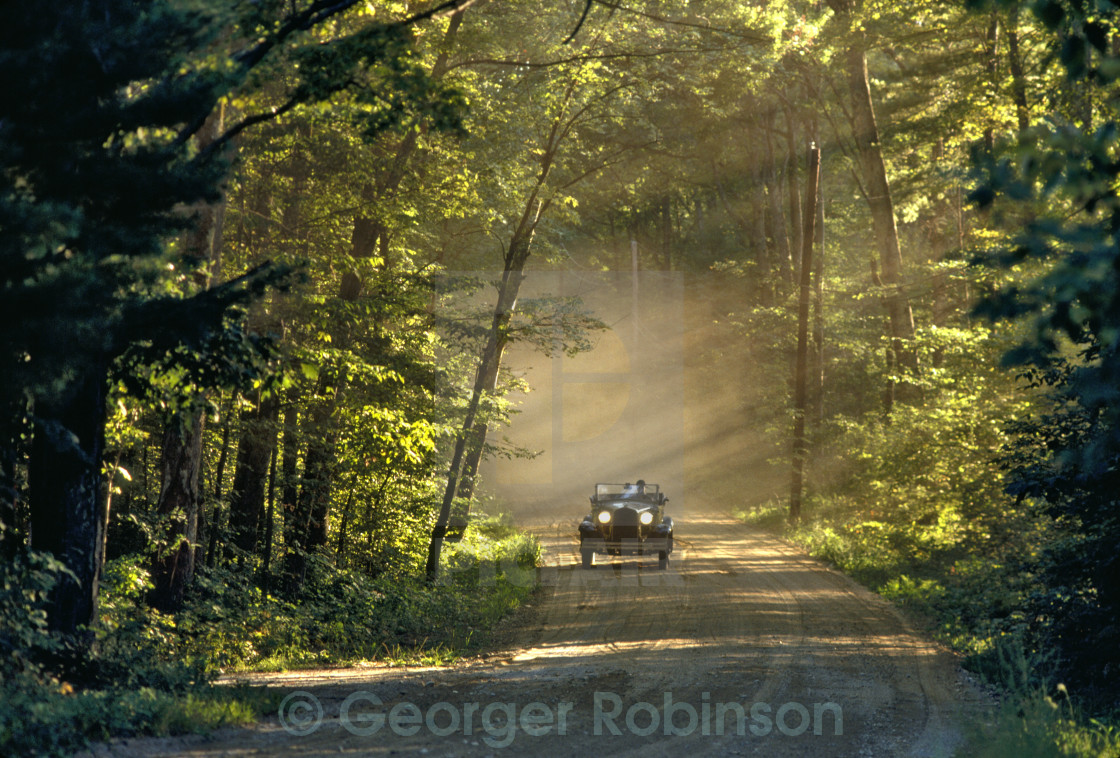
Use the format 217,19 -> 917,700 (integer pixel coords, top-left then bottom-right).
609,507 -> 640,540
610,524 -> 640,540
612,507 -> 639,525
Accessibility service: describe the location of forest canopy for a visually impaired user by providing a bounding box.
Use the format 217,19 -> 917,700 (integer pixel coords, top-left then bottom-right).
2,0 -> 1120,753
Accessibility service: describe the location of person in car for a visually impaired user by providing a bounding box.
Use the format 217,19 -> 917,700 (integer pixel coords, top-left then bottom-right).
622,479 -> 646,497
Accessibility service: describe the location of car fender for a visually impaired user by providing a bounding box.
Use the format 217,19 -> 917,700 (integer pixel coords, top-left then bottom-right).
655,515 -> 673,535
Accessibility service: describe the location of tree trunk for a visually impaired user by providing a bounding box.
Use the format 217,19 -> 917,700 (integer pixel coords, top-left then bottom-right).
783,104 -> 803,277
335,475 -> 357,566
812,166 -> 826,426
427,263 -> 526,580
827,1 -> 916,406
29,368 -> 108,634
751,163 -> 773,305
279,404 -> 300,540
764,122 -> 794,287
450,310 -> 511,507
204,409 -> 232,568
983,14 -> 1000,153
149,105 -> 226,609
429,195 -> 546,581
447,217 -> 542,505
259,443 -> 277,592
660,194 -> 673,269
282,401 -> 332,593
278,403 -> 308,592
427,34 -> 607,579
227,393 -> 279,558
148,415 -> 203,611
842,35 -> 917,386
1006,13 -> 1030,132
304,436 -> 333,552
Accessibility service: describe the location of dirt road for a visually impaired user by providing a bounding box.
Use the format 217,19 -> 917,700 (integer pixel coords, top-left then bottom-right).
86,511 -> 988,757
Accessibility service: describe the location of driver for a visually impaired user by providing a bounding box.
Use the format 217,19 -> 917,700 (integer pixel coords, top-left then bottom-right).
623,479 -> 646,497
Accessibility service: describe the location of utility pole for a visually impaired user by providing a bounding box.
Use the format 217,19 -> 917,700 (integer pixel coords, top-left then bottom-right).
789,145 -> 821,523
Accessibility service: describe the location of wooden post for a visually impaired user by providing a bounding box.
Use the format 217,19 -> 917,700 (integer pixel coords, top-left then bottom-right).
813,166 -> 825,426
789,145 -> 821,523
631,237 -> 639,349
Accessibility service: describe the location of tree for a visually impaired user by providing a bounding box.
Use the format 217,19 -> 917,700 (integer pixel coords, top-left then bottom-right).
789,146 -> 822,522
968,0 -> 1120,688
0,0 -> 475,634
148,107 -> 228,612
424,0 -> 695,580
824,0 -> 917,410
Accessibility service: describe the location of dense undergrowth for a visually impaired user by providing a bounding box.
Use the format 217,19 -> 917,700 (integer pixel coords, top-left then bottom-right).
0,515 -> 539,757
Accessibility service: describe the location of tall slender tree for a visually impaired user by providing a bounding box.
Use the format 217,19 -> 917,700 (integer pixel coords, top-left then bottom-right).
825,0 -> 917,410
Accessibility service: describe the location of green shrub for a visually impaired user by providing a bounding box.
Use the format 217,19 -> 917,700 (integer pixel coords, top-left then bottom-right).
0,550 -> 69,686
0,552 -> 267,757
160,518 -> 542,671
960,641 -> 1120,758
0,512 -> 541,755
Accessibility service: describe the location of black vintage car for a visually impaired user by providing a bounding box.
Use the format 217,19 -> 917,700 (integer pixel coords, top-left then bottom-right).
578,482 -> 674,570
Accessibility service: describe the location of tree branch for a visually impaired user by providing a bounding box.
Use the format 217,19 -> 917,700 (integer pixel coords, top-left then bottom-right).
198,98 -> 302,162
563,0 -> 595,44
446,46 -> 734,71
588,0 -> 771,43
173,0 -> 479,149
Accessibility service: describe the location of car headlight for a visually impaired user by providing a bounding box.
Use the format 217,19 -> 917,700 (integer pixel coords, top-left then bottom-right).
597,510 -> 612,524
639,511 -> 654,525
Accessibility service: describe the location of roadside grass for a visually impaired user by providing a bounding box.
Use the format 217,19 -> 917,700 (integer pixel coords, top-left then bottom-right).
0,677 -> 280,758
964,686 -> 1120,758
960,643 -> 1120,758
1,519 -> 540,757
736,499 -> 1119,758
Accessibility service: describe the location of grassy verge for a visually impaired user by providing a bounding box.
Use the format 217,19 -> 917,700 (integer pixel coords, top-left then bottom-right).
0,518 -> 540,756
0,680 -> 280,757
736,501 -> 1120,758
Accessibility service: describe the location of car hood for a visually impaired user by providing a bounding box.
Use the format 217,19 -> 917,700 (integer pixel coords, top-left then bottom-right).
598,501 -> 656,513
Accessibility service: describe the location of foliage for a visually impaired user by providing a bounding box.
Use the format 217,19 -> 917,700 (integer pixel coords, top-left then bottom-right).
0,0 -> 294,421
165,519 -> 540,672
6,0 -> 1120,752
960,639 -> 1120,758
0,551 -> 70,685
0,551 -> 270,757
0,680 -> 269,758
732,296 -> 1120,751
0,518 -> 537,755
964,0 -> 1120,696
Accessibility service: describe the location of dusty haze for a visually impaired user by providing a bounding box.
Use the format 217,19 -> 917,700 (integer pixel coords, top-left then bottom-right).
478,269 -> 784,526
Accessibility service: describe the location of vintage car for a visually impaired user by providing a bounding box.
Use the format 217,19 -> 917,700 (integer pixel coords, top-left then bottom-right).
578,482 -> 674,569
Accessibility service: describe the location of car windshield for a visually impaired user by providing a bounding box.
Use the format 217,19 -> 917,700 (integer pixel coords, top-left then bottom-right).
596,483 -> 660,499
